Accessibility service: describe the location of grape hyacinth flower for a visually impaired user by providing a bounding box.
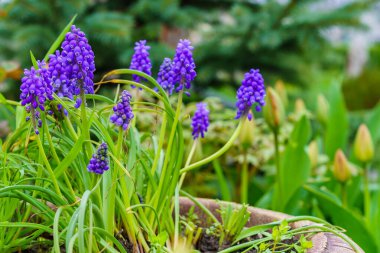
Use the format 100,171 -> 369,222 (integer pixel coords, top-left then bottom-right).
235,69 -> 266,120
191,102 -> 209,139
48,50 -> 73,114
20,61 -> 53,134
61,25 -> 95,108
110,90 -> 134,130
172,39 -> 196,94
130,40 -> 152,83
88,142 -> 109,174
157,58 -> 175,95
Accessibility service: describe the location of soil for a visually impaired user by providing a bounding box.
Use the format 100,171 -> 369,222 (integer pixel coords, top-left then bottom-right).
116,229 -> 136,253
196,229 -> 299,253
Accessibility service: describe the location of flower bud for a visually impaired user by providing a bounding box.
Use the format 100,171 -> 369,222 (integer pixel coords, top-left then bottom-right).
333,149 -> 351,183
316,94 -> 329,126
239,112 -> 255,149
274,80 -> 288,107
354,124 -> 374,163
308,140 -> 319,169
263,87 -> 285,131
294,98 -> 308,120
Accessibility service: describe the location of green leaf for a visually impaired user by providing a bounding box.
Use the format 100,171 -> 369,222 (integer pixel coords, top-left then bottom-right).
54,134 -> 84,178
324,82 -> 348,159
304,184 -> 377,252
30,51 -> 38,69
43,15 -> 77,61
274,115 -> 311,211
15,106 -> 26,129
367,102 -> 380,143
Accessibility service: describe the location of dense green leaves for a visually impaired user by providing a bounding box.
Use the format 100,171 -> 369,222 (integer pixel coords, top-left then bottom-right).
324,82 -> 349,159
274,115 -> 311,211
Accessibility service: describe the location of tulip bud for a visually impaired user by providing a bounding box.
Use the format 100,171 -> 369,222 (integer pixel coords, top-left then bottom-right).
294,98 -> 308,120
333,149 -> 351,183
353,124 -> 374,163
308,140 -> 319,169
316,94 -> 329,126
263,87 -> 285,131
274,80 -> 288,107
239,112 -> 255,149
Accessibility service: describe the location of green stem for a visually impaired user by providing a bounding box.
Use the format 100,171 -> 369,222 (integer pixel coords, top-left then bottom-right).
80,93 -> 92,158
178,139 -> 198,189
151,113 -> 167,176
241,150 -> 249,204
42,116 -> 59,163
174,139 -> 197,248
180,118 -> 244,174
103,128 -> 123,242
363,164 -> 371,225
36,134 -> 62,197
63,115 -> 78,141
145,112 -> 167,205
151,92 -> 183,225
341,182 -> 347,208
273,130 -> 282,210
212,159 -> 231,201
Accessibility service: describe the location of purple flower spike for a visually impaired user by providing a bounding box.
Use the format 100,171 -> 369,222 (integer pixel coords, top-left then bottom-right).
173,39 -> 196,94
49,50 -> 73,99
48,50 -> 73,114
61,25 -> 95,107
110,90 -> 134,130
88,142 -> 109,174
191,102 -> 209,139
130,40 -> 152,83
20,61 -> 53,134
235,69 -> 266,120
157,58 -> 175,95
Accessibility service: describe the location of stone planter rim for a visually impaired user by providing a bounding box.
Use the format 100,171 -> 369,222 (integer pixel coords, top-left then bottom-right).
178,197 -> 363,253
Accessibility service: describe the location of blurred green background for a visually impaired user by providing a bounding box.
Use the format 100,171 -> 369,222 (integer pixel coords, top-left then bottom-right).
0,0 -> 379,109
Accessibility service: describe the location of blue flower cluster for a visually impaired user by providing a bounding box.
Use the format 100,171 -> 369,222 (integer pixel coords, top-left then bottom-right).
157,58 -> 175,95
191,102 -> 210,139
49,51 -> 72,100
20,25 -> 95,132
172,39 -> 196,93
235,69 -> 266,120
60,25 -> 96,107
88,143 -> 109,174
130,40 -> 152,83
129,39 -> 196,96
110,90 -> 134,130
20,61 -> 53,134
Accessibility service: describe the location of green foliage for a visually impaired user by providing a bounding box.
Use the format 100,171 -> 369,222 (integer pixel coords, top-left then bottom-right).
324,82 -> 349,159
274,115 -> 311,211
219,203 -> 250,243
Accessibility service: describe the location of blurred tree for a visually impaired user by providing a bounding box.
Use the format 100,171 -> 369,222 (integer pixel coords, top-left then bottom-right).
192,0 -> 376,89
0,0 -> 376,99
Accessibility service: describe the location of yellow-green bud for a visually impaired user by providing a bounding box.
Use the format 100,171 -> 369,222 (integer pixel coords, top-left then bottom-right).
263,87 -> 285,131
239,112 -> 255,149
316,94 -> 329,126
308,140 -> 319,169
274,80 -> 288,107
333,149 -> 351,183
294,98 -> 308,120
354,124 -> 374,163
